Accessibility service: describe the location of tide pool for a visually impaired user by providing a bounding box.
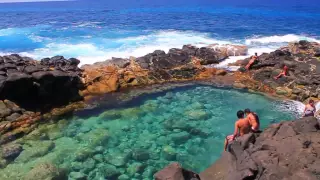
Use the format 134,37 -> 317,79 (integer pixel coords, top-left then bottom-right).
0,85 -> 300,180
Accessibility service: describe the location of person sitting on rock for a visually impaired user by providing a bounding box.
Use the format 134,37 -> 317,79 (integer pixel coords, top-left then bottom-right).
303,99 -> 316,117
244,108 -> 261,133
224,110 -> 251,151
274,65 -> 288,80
245,53 -> 259,70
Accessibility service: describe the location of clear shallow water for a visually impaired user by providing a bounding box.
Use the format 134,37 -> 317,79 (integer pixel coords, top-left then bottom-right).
0,85 -> 300,180
0,0 -> 319,66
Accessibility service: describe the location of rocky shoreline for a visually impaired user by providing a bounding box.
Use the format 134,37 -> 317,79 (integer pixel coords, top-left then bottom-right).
156,116 -> 320,180
0,41 -> 319,179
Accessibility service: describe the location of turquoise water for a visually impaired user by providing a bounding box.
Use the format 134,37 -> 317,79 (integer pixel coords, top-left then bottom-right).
0,85 -> 299,180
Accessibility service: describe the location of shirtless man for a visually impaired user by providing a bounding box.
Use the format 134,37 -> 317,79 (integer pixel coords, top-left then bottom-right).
245,53 -> 259,70
224,110 -> 251,151
244,108 -> 260,132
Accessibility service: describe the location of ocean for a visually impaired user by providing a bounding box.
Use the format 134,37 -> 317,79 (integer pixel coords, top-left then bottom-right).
0,0 -> 319,66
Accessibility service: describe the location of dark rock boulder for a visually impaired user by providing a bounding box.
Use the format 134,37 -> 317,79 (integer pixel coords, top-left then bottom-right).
5,113 -> 21,122
154,163 -> 200,180
315,48 -> 320,57
0,54 -> 83,111
0,101 -> 12,118
195,47 -> 227,65
0,73 -> 35,105
0,64 -> 17,71
136,49 -> 191,70
91,57 -> 130,69
24,65 -> 45,74
1,143 -> 22,161
182,45 -> 199,56
68,58 -> 81,66
168,48 -> 191,65
108,58 -> 130,68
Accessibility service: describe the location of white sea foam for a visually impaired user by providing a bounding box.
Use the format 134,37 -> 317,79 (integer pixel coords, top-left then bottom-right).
1,31 -> 320,69
1,30 -> 236,66
274,100 -> 305,119
72,21 -> 103,28
245,34 -> 320,45
212,34 -> 320,71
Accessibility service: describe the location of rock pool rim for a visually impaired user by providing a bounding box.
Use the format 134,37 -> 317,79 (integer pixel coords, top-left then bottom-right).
75,81 -> 294,119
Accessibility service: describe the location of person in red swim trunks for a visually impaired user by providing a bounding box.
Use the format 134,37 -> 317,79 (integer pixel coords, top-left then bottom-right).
224,110 -> 251,151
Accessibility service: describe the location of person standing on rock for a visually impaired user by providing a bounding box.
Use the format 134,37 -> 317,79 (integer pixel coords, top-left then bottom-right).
244,109 -> 260,133
245,53 -> 259,70
224,110 -> 251,151
303,99 -> 316,117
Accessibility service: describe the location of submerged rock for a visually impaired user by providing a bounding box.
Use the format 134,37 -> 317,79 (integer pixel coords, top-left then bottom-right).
71,161 -> 83,171
118,174 -> 130,180
74,148 -> 94,162
162,146 -> 177,161
89,163 -> 121,179
126,162 -> 146,177
105,150 -> 131,167
69,172 -> 87,180
76,128 -> 109,147
170,131 -> 190,144
16,140 -> 55,162
1,143 -> 23,161
82,158 -> 96,173
186,109 -> 209,120
132,149 -> 150,161
24,163 -> 67,180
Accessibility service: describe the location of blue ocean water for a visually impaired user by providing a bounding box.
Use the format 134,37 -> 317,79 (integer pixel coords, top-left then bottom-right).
0,0 -> 319,65
0,85 -> 301,179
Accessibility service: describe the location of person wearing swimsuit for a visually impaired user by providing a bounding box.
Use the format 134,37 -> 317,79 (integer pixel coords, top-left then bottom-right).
245,53 -> 258,70
244,108 -> 260,133
224,110 -> 251,151
304,99 -> 316,117
274,65 -> 288,80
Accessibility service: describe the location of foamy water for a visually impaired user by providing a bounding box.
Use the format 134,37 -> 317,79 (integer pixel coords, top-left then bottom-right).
0,28 -> 319,68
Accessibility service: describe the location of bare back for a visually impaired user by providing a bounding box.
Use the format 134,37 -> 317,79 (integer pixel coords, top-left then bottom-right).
235,118 -> 251,136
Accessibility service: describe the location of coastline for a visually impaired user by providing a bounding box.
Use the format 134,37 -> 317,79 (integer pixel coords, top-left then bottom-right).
0,40 -> 319,179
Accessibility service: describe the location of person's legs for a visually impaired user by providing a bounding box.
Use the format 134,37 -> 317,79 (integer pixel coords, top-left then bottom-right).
224,138 -> 228,151
224,135 -> 234,151
274,72 -> 285,80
